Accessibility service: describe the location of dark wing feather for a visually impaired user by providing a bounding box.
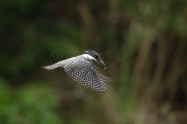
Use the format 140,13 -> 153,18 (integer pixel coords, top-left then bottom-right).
64,59 -> 110,91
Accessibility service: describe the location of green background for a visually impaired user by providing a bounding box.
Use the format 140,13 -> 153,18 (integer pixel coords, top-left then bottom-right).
0,0 -> 187,124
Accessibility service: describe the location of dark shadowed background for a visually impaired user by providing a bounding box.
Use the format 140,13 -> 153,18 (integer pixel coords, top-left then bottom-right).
0,0 -> 187,124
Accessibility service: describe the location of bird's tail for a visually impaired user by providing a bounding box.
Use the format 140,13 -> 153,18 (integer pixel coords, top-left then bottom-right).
42,62 -> 62,70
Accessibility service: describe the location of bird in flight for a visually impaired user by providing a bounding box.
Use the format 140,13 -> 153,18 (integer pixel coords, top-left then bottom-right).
42,50 -> 111,91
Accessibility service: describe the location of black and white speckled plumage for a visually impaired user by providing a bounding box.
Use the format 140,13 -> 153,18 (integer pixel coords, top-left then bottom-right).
42,50 -> 110,91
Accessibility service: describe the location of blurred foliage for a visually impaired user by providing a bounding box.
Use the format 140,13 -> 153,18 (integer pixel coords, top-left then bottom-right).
0,77 -> 63,124
0,0 -> 187,124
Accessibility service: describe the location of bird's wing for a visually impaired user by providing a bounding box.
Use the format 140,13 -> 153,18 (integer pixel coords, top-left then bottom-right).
42,60 -> 65,70
64,59 -> 110,91
42,56 -> 80,70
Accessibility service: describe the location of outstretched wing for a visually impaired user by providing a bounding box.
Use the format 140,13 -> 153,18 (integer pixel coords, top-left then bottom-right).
42,61 -> 64,70
64,59 -> 110,91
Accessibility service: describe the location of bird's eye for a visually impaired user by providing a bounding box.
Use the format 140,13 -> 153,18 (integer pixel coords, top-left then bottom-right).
95,56 -> 99,59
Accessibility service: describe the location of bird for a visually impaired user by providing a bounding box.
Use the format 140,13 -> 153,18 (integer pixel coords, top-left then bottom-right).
42,50 -> 111,91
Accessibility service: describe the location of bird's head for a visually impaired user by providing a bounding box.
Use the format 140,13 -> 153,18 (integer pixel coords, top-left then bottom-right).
84,50 -> 107,69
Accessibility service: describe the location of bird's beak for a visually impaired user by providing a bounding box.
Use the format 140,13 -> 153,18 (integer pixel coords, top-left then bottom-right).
99,60 -> 107,69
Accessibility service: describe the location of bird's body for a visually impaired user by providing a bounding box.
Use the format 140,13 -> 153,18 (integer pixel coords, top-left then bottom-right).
43,50 -> 110,91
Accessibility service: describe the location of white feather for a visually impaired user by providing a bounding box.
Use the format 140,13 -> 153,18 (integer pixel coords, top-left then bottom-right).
81,54 -> 96,61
